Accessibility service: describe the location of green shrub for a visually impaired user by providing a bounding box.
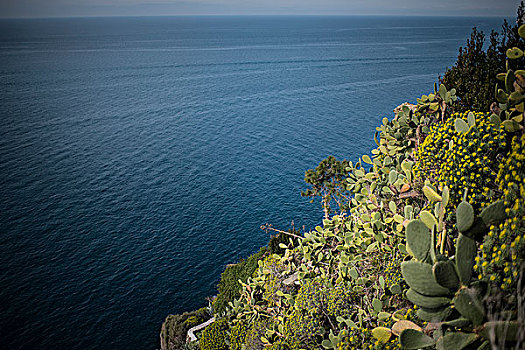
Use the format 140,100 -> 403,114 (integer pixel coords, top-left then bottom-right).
440,2 -> 525,111
295,277 -> 352,319
258,254 -> 289,305
212,247 -> 267,315
414,111 -> 507,212
273,309 -> 322,349
476,134 -> 525,291
160,307 -> 210,350
199,318 -> 229,350
243,319 -> 275,350
229,320 -> 249,350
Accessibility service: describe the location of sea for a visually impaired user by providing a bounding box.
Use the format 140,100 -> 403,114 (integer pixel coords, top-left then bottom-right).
0,15 -> 504,349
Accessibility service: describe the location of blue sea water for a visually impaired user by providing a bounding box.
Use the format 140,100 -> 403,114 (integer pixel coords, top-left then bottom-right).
0,16 -> 504,349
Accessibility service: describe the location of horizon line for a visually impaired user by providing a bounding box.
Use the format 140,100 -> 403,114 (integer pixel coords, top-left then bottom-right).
0,13 -> 511,20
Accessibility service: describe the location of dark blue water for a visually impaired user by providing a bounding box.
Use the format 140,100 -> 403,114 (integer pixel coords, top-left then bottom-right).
0,16 -> 503,349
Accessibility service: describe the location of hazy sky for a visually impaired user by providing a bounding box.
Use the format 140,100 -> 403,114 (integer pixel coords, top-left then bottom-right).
0,0 -> 521,18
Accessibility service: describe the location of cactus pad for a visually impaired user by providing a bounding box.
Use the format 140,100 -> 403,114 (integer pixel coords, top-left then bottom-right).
433,260 -> 460,290
416,306 -> 453,322
479,200 -> 505,226
406,220 -> 431,262
456,201 -> 474,232
453,287 -> 485,326
401,261 -> 450,296
406,288 -> 451,309
399,329 -> 435,349
455,233 -> 476,285
454,118 -> 469,134
436,332 -> 478,350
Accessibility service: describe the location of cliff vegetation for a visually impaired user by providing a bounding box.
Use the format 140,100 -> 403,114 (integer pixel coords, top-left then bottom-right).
161,5 -> 525,350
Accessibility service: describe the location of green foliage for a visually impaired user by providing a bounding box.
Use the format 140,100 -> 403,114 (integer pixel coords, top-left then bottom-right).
213,247 -> 267,315
228,321 -> 249,350
440,2 -> 525,111
165,7 -> 525,349
258,254 -> 290,305
199,318 -> 229,350
160,308 -> 211,350
302,155 -> 351,217
270,309 -> 323,349
414,111 -> 508,212
337,327 -> 403,349
295,278 -> 352,319
268,230 -> 300,255
398,329 -> 434,349
492,18 -> 525,132
476,134 -> 525,291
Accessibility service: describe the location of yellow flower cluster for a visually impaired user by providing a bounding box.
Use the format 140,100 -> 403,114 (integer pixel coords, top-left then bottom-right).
414,111 -> 507,210
476,134 -> 525,290
295,278 -> 352,319
199,318 -> 229,350
383,256 -> 404,289
294,278 -> 325,314
269,309 -> 321,350
336,327 -> 402,350
229,321 -> 249,350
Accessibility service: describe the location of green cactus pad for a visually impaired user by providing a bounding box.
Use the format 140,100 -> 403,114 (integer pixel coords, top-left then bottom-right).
467,112 -> 476,127
405,220 -> 431,262
453,287 -> 485,326
502,119 -> 523,132
470,280 -> 489,299
419,210 -> 437,230
372,298 -> 383,313
479,200 -> 505,226
454,118 -> 469,134
441,186 -> 450,209
442,317 -> 471,328
399,329 -> 435,349
506,70 -> 516,92
435,332 -> 478,350
406,288 -> 451,309
401,261 -> 450,296
423,185 -> 442,202
433,260 -> 460,290
371,327 -> 391,344
456,201 -> 475,232
416,306 -> 453,322
389,284 -> 402,294
462,217 -> 488,241
489,113 -> 501,125
456,233 -> 476,285
321,339 -> 333,349
510,91 -> 525,103
506,47 -> 524,59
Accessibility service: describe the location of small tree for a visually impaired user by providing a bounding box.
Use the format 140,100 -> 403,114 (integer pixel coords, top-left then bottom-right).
301,156 -> 350,219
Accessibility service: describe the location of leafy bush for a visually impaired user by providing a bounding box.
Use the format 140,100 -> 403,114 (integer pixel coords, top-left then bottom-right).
476,134 -> 525,291
213,247 -> 267,315
160,307 -> 211,350
229,321 -> 249,350
199,318 -> 229,350
441,2 -> 525,111
414,111 -> 507,212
